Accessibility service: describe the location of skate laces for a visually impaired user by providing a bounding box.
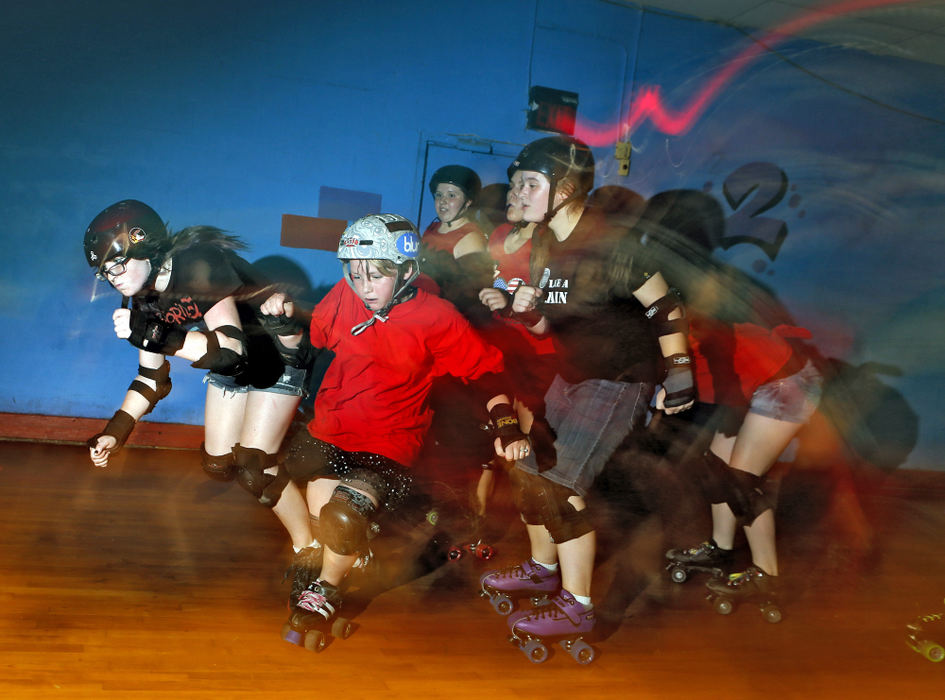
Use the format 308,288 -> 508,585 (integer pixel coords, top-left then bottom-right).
297,582 -> 339,618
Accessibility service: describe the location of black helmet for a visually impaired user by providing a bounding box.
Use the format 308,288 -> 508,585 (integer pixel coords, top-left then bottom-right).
428,165 -> 482,205
83,199 -> 170,275
508,136 -> 595,195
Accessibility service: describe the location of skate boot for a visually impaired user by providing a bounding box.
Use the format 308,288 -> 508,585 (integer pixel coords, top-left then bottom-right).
906,603 -> 945,662
479,558 -> 561,616
282,580 -> 353,652
284,545 -> 323,609
705,565 -> 782,623
507,590 -> 596,665
665,540 -> 733,584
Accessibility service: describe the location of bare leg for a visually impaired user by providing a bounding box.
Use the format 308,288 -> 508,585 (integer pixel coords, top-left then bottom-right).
556,496 -> 594,599
708,433 -> 738,549
203,383 -> 247,455
526,523 -> 558,566
238,389 -> 314,551
727,412 -> 806,576
315,483 -> 378,587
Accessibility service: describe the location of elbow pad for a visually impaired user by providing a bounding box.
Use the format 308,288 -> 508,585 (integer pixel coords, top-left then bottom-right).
191,325 -> 248,376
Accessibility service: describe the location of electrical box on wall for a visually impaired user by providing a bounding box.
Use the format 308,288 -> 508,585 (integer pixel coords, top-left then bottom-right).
615,141 -> 631,176
527,86 -> 578,135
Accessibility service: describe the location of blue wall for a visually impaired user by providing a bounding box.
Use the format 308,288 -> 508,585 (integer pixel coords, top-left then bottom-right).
1,0 -> 943,469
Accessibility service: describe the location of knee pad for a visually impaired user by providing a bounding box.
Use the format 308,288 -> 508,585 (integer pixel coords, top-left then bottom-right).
510,469 -> 593,544
201,444 -> 236,482
727,467 -> 774,525
319,485 -> 377,556
233,444 -> 288,508
695,451 -> 731,505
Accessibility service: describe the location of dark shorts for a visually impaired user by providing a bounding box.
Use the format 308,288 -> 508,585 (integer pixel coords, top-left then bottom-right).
515,374 -> 654,497
749,361 -> 822,424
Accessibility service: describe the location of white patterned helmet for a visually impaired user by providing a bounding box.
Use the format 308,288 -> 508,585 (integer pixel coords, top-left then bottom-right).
337,214 -> 420,265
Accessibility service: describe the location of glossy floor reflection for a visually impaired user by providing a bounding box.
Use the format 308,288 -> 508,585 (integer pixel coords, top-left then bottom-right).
0,440 -> 942,699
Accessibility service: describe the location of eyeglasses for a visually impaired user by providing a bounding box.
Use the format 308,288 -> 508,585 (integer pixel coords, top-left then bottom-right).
95,256 -> 128,281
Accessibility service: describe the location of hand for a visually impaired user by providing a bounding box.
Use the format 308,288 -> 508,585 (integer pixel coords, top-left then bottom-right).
654,386 -> 694,415
89,434 -> 118,468
512,285 -> 542,314
113,308 -> 132,339
260,292 -> 294,318
478,288 -> 509,311
495,436 -> 532,463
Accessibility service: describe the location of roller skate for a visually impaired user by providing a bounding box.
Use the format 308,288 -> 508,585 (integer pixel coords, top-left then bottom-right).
284,544 -> 323,608
705,565 -> 782,623
281,580 -> 354,652
906,602 -> 945,662
448,539 -> 497,563
665,540 -> 733,584
507,590 -> 596,665
479,558 -> 561,616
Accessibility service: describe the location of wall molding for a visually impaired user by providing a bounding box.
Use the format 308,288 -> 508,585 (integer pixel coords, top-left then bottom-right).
0,412 -> 202,450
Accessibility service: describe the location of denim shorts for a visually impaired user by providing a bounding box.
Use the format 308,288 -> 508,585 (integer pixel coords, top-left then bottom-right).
515,374 -> 653,497
203,364 -> 307,397
749,360 -> 822,424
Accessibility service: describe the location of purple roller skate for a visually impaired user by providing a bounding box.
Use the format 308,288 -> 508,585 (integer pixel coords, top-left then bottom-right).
507,590 -> 596,664
479,558 -> 561,616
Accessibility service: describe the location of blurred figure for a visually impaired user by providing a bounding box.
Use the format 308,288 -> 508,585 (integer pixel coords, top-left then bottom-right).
642,191 -> 824,615
479,137 -> 694,662
81,199 -> 314,556
417,165 -> 493,318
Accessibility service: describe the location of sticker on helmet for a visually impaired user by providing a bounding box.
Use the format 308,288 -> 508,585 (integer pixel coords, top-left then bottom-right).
129,227 -> 146,244
397,232 -> 420,258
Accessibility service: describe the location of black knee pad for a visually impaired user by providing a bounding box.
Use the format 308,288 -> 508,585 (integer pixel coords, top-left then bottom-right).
510,469 -> 592,544
201,444 -> 236,482
233,444 -> 287,508
319,485 -> 377,556
693,450 -> 731,505
727,467 -> 774,525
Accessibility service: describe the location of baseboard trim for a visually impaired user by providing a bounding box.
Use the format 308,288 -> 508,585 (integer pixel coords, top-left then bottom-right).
0,412 -> 203,450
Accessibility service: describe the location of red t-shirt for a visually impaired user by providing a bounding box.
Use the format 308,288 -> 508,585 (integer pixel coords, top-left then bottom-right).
420,220 -> 487,255
489,223 -> 532,289
306,280 -> 504,466
690,316 -> 809,405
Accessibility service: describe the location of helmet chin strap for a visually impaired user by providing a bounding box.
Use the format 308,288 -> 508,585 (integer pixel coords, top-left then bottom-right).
439,199 -> 471,227
347,263 -> 419,336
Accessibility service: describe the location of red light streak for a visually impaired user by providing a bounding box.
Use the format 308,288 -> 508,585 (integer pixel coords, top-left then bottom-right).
575,0 -> 924,146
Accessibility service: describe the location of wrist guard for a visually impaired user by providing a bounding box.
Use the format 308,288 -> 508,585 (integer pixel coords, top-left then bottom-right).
127,360 -> 172,415
259,311 -> 303,336
510,309 -> 544,328
489,403 -> 527,450
87,409 -> 136,449
663,353 -> 695,408
128,309 -> 187,355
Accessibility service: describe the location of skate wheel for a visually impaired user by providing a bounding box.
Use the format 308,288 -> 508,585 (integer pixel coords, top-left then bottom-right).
476,544 -> 496,560
281,622 -> 303,646
304,629 -> 328,652
762,604 -> 782,624
918,640 -> 945,662
492,595 -> 513,616
448,545 -> 465,562
714,597 -> 734,615
563,638 -> 595,665
669,565 -> 688,584
332,617 -> 354,640
522,639 -> 548,664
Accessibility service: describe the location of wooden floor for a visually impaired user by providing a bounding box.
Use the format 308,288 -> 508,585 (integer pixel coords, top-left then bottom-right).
0,439 -> 943,699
